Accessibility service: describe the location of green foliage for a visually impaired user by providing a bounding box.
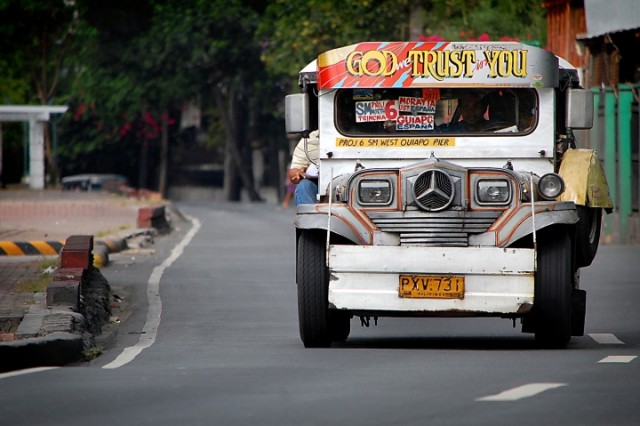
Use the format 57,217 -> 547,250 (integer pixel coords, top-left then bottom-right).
421,0 -> 546,43
82,346 -> 104,362
258,0 -> 411,82
0,57 -> 29,104
0,0 -> 78,104
56,0 -> 276,181
16,258 -> 58,294
1,0 -> 548,186
67,0 -> 264,129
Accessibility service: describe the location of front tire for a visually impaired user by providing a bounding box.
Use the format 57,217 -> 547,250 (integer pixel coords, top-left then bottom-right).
297,230 -> 349,347
534,229 -> 573,349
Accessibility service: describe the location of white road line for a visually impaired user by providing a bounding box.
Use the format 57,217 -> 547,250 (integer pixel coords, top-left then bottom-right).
0,366 -> 59,380
102,214 -> 201,369
598,356 -> 637,363
476,383 -> 567,401
589,333 -> 624,344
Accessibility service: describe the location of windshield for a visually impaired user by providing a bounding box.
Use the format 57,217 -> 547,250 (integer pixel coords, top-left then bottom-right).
335,88 -> 537,136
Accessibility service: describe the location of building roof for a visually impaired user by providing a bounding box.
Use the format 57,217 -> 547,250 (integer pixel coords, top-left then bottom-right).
582,0 -> 640,39
0,105 -> 68,122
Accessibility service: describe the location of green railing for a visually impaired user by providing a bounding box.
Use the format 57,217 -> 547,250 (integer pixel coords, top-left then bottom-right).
592,84 -> 639,243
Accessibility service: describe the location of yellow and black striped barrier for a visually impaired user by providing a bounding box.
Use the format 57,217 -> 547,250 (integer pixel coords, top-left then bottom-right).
0,239 -> 118,268
0,241 -> 66,256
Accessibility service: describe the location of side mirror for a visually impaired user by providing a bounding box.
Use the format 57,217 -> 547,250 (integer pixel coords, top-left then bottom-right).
566,89 -> 594,129
285,93 -> 310,134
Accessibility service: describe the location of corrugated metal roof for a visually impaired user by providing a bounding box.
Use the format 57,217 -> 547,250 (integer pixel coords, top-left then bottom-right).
583,0 -> 640,38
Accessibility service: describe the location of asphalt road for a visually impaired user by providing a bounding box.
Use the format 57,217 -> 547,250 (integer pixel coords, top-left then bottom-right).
0,202 -> 638,425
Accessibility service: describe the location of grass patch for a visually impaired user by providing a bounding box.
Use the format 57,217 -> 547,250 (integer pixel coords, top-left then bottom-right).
17,272 -> 52,293
38,258 -> 59,270
95,224 -> 131,238
16,257 -> 60,293
82,346 -> 104,362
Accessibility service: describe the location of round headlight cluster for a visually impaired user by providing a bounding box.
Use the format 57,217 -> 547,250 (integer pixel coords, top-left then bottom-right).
538,173 -> 565,200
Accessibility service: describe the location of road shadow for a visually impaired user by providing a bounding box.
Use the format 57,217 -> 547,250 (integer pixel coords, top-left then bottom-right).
333,335 -> 539,350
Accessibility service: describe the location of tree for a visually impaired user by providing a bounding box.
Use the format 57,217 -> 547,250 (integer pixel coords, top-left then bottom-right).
419,0 -> 546,44
139,0 -> 270,200
258,0 -> 412,83
66,0 -> 269,200
0,0 -> 80,184
5,0 -> 546,197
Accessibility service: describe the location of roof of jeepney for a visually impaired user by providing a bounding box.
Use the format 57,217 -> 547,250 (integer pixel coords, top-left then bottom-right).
307,41 -> 560,90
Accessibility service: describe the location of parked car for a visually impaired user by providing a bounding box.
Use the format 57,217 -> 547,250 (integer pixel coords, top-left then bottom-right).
61,174 -> 129,192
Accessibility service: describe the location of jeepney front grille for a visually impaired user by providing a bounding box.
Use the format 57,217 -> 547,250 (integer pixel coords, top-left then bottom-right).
367,210 -> 502,246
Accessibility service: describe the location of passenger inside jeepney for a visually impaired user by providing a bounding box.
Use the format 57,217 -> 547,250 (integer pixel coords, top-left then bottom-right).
288,130 -> 320,205
438,91 -> 493,132
485,89 -> 536,132
335,88 -> 536,136
515,90 -> 536,131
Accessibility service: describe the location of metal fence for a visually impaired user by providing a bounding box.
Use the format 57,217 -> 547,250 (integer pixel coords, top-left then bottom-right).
590,84 -> 639,244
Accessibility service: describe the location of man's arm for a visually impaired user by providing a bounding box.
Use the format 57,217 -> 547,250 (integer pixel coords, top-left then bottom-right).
289,132 -> 319,184
287,166 -> 307,184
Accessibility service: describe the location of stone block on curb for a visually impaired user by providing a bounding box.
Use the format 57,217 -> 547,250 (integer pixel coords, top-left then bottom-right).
137,205 -> 169,232
54,267 -> 85,282
60,235 -> 94,269
46,279 -> 81,309
64,235 -> 93,250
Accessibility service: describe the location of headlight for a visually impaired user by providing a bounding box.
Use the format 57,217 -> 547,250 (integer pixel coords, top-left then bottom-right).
358,180 -> 392,205
476,179 -> 511,205
538,173 -> 565,199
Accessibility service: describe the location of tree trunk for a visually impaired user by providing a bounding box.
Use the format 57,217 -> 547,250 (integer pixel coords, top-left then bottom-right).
43,126 -> 59,186
213,85 -> 262,202
139,140 -> 149,190
409,2 -> 426,40
224,135 -> 240,200
158,107 -> 169,198
37,91 -> 58,186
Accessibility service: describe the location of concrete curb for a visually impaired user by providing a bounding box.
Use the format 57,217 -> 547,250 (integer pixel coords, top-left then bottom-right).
0,239 -> 108,371
0,207 -> 173,372
0,201 -> 176,372
0,332 -> 83,372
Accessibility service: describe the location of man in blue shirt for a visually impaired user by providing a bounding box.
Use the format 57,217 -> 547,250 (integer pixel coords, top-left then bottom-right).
287,130 -> 319,205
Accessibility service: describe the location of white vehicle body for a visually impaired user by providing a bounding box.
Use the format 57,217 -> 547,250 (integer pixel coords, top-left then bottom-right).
286,41 -> 612,348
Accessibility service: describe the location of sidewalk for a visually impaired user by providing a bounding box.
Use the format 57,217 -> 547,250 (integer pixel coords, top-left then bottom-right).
0,257 -> 45,342
0,188 -> 148,242
0,187 -> 168,368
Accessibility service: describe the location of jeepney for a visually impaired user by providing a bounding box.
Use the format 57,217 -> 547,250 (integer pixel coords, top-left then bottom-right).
285,41 -> 612,349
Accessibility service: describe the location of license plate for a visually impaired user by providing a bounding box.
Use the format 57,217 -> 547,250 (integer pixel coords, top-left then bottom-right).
399,275 -> 465,299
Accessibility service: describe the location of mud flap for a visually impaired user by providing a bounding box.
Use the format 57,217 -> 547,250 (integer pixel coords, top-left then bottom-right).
571,289 -> 586,336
